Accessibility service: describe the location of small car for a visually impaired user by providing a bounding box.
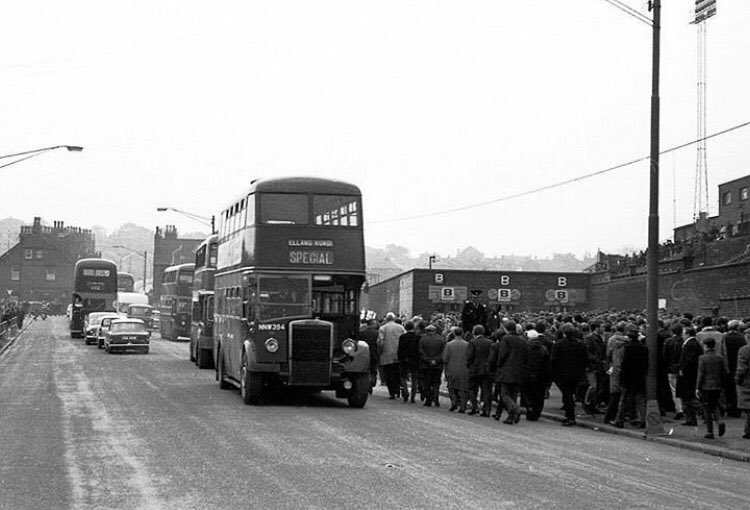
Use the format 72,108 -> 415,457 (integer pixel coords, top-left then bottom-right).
84,312 -> 121,345
97,315 -> 123,349
104,319 -> 151,354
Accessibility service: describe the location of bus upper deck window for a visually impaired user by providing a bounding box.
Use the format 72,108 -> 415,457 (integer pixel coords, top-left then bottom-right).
260,194 -> 308,225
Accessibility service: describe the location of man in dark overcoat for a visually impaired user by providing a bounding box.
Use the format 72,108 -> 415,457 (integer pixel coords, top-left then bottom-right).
523,330 -> 551,421
697,337 -> 728,439
466,324 -> 494,416
490,320 -> 528,424
551,323 -> 588,426
677,326 -> 703,426
419,324 -> 445,407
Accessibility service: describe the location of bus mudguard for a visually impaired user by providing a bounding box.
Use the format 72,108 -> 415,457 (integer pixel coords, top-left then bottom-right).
340,340 -> 370,373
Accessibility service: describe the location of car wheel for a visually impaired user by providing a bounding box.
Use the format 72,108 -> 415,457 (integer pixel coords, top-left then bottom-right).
217,347 -> 232,390
347,373 -> 370,409
241,354 -> 262,405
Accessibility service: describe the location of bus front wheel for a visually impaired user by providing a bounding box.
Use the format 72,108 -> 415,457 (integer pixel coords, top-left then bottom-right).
241,355 -> 263,405
347,373 -> 370,409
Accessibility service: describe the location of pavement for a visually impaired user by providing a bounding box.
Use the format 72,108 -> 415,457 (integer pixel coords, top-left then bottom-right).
537,386 -> 750,462
422,383 -> 750,462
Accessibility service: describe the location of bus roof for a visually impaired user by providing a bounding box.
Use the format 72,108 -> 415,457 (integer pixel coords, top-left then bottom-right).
248,177 -> 361,196
163,263 -> 195,273
75,258 -> 117,268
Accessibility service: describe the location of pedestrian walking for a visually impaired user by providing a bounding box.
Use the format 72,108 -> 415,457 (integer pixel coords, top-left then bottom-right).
724,320 -> 746,417
378,312 -> 405,399
466,324 -> 494,417
523,330 -> 550,421
419,324 -> 445,407
697,337 -> 728,439
490,320 -> 528,424
551,323 -> 588,426
603,322 -> 629,424
443,327 -> 470,413
614,324 -> 648,429
677,327 -> 703,426
734,338 -> 750,439
397,321 -> 420,403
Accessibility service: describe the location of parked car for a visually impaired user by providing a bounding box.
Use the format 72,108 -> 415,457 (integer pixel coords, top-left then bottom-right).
97,315 -> 123,349
104,319 -> 150,354
84,312 -> 121,345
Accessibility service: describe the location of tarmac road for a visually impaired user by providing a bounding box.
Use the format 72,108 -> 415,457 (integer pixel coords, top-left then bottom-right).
1,317 -> 748,510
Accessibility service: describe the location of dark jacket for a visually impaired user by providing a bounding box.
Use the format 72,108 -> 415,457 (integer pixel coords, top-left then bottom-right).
724,331 -> 746,382
550,336 -> 588,385
359,325 -> 380,370
419,332 -> 446,368
583,333 -> 607,373
677,337 -> 702,399
490,333 -> 528,384
525,339 -> 550,385
397,331 -> 420,367
736,344 -> 750,410
697,349 -> 727,391
663,334 -> 683,375
620,339 -> 648,391
466,335 -> 493,377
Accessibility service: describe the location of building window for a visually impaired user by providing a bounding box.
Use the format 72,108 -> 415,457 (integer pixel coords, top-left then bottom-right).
741,187 -> 749,201
24,249 -> 33,260
46,268 -> 56,281
11,267 -> 20,281
723,191 -> 732,205
35,249 -> 43,260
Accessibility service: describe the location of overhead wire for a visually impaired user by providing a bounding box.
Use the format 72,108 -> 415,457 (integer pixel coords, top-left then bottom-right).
371,119 -> 750,225
601,0 -> 653,26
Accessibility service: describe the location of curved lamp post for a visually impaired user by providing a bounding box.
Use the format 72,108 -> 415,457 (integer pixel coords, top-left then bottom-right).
0,145 -> 83,170
156,207 -> 215,234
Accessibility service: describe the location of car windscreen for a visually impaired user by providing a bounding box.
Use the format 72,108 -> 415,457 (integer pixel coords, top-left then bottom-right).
129,306 -> 151,315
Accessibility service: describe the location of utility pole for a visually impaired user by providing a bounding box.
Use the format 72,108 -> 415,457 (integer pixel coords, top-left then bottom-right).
645,0 -> 666,436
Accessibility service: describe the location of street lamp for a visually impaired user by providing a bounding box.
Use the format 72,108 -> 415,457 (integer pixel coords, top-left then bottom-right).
0,145 -> 83,170
428,255 -> 438,270
603,0 -> 664,436
113,245 -> 150,293
156,207 -> 215,234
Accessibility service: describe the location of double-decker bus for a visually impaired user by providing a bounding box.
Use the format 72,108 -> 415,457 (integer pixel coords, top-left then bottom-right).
213,177 -> 371,408
117,272 -> 135,292
70,258 -> 118,338
159,263 -> 195,341
190,234 -> 218,368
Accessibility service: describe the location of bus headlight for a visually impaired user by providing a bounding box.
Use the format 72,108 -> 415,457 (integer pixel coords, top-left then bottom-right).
265,337 -> 279,353
342,338 -> 357,355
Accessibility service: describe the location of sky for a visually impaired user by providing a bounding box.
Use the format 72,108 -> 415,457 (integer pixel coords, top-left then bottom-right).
2,1 -> 749,260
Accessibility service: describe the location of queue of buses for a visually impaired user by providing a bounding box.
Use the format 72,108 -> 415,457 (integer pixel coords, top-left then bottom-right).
70,177 -> 372,408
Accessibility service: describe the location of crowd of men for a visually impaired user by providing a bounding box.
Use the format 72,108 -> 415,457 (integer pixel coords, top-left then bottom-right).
358,298 -> 750,441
